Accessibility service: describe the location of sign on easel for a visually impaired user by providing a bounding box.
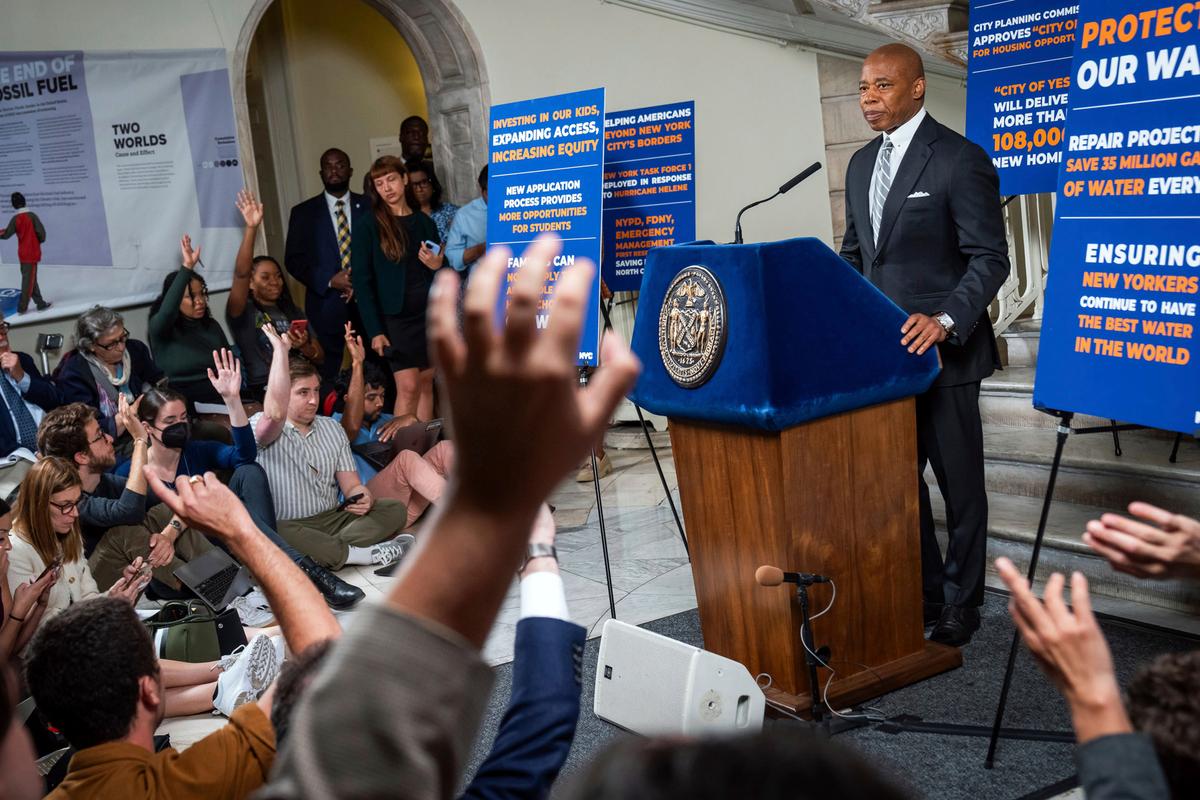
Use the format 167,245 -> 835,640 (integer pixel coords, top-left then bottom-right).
965,1 -> 1079,195
1034,0 -> 1200,433
601,100 -> 696,293
486,87 -> 605,366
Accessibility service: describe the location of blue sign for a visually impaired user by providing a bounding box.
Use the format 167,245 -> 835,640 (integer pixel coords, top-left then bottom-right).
1034,0 -> 1200,434
601,101 -> 696,292
966,1 -> 1079,195
487,87 -> 605,366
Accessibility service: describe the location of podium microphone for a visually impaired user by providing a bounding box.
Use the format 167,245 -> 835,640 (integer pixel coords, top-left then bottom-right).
755,564 -> 831,587
733,162 -> 822,244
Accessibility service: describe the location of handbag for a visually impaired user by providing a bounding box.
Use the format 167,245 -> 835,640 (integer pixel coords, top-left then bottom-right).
144,600 -> 247,663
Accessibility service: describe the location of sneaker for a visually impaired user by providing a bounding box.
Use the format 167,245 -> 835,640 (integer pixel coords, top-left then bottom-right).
576,451 -> 613,482
213,634 -> 280,717
229,591 -> 275,627
272,634 -> 286,665
370,534 -> 416,568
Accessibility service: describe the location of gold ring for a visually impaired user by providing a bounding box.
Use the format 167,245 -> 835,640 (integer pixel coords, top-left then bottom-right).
188,475 -> 205,485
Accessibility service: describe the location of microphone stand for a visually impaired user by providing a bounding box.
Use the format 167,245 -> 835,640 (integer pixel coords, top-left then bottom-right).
733,162 -> 822,244
734,191 -> 781,244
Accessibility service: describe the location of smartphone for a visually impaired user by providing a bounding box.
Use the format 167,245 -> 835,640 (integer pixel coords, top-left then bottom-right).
288,319 -> 309,337
422,240 -> 442,255
337,493 -> 364,511
36,557 -> 63,582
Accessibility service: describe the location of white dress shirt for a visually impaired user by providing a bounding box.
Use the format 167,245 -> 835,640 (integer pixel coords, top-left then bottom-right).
519,570 -> 571,621
325,191 -> 353,236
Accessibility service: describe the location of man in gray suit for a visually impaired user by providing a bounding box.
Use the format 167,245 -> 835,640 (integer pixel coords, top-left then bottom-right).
840,44 -> 1010,646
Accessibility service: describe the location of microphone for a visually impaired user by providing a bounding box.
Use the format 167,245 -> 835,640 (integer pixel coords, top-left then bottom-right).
733,162 -> 823,244
755,565 -> 831,587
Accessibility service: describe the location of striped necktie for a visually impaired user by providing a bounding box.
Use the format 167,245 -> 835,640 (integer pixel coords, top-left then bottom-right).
0,374 -> 37,450
335,200 -> 351,270
870,137 -> 894,245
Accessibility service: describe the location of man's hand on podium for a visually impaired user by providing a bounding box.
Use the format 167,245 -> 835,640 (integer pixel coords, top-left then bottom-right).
901,313 -> 948,355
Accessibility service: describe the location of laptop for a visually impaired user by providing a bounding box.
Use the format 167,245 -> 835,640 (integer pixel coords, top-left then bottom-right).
172,547 -> 253,613
353,418 -> 444,472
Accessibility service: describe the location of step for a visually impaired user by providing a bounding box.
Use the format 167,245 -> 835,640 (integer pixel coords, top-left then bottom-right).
999,327 -> 1040,368
930,491 -> 1200,621
977,425 -> 1200,518
980,367 -> 1114,429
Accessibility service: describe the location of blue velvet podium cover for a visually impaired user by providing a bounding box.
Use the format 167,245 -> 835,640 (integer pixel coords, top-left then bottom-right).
629,238 -> 940,431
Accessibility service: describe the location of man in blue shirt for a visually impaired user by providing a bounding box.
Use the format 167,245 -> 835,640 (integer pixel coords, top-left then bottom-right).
444,165 -> 488,273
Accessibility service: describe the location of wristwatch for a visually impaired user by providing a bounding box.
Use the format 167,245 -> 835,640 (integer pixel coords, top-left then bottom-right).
934,311 -> 956,335
519,543 -> 557,574
168,519 -> 184,533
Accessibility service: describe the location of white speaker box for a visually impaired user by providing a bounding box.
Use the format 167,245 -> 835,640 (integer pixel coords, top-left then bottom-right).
593,619 -> 765,736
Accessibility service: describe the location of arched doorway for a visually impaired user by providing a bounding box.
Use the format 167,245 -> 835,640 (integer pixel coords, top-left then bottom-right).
232,0 -> 490,231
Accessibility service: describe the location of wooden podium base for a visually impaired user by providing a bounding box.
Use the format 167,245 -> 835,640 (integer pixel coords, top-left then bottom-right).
669,396 -> 962,709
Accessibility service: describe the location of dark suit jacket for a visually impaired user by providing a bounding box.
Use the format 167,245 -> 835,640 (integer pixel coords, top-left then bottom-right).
55,339 -> 164,435
840,113 -> 1010,387
0,351 -> 58,455
283,192 -> 369,300
460,617 -> 586,800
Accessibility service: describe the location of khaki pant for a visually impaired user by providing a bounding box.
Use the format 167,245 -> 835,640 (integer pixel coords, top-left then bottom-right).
366,441 -> 453,529
88,504 -> 214,591
277,500 -> 408,569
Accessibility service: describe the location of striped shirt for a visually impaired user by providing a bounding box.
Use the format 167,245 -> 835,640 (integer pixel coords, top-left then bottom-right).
251,413 -> 356,521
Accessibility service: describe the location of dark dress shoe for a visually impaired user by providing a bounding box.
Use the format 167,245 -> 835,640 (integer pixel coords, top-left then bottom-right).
929,605 -> 981,647
923,602 -> 944,627
299,557 -> 365,610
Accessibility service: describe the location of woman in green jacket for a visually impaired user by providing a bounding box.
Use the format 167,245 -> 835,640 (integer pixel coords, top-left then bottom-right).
351,156 -> 444,420
147,235 -> 231,406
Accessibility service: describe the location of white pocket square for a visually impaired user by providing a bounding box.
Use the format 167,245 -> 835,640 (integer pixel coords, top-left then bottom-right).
907,191 -> 931,198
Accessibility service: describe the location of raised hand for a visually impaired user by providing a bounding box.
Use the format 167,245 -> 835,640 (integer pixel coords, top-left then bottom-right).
207,348 -> 243,400
262,322 -> 292,353
344,322 -> 366,364
180,235 -> 201,270
426,233 -> 640,520
236,189 -> 264,228
118,393 -> 148,441
1084,502 -> 1200,581
996,557 -> 1130,743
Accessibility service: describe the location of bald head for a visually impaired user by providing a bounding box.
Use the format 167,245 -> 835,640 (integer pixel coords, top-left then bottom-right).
859,44 -> 927,133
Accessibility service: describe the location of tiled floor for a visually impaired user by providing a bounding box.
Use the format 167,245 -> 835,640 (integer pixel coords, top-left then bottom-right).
158,435 -> 692,747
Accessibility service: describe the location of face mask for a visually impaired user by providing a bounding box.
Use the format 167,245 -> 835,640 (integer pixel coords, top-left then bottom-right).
158,421 -> 191,449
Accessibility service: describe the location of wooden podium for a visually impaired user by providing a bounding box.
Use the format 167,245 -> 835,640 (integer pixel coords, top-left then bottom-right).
630,238 -> 961,714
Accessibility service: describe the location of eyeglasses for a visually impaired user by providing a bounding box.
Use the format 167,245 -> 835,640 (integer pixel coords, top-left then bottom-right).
0,322 -> 9,333
88,428 -> 108,445
49,498 -> 83,515
410,179 -> 432,189
95,331 -> 130,351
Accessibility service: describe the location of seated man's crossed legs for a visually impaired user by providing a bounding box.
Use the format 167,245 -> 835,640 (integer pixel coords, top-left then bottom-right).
367,440 -> 454,529
276,499 -> 409,570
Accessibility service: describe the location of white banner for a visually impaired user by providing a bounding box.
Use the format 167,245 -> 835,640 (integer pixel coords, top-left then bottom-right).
0,49 -> 243,317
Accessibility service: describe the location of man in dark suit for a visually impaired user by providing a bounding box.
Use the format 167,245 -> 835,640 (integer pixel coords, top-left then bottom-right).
284,148 -> 369,384
840,44 -> 1010,646
0,310 -> 59,499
